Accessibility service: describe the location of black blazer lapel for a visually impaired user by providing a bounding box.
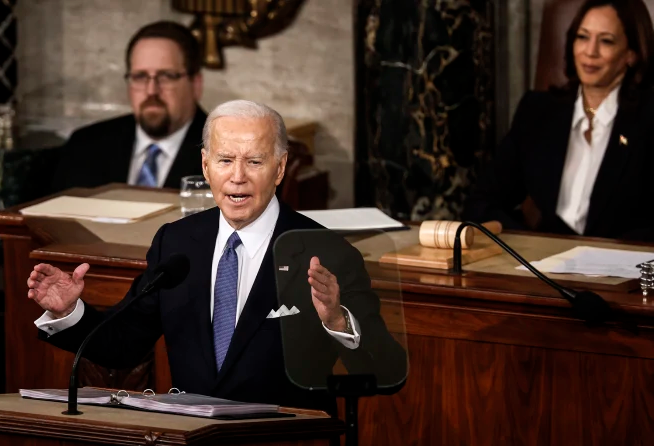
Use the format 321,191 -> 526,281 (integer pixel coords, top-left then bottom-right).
215,205 -> 304,383
538,93 -> 576,217
108,116 -> 137,183
584,97 -> 639,235
164,107 -> 207,188
188,207 -> 222,377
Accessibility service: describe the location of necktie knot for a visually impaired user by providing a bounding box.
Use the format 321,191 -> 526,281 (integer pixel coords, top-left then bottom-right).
147,144 -> 162,159
226,232 -> 242,250
136,144 -> 163,187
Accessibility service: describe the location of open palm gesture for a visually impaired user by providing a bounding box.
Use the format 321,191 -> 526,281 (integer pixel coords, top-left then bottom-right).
27,263 -> 89,319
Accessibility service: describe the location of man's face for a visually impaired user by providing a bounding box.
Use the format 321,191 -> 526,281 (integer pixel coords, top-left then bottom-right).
127,38 -> 202,139
202,116 -> 287,230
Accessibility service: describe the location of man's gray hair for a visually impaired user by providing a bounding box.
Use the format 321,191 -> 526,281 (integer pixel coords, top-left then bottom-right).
202,100 -> 288,158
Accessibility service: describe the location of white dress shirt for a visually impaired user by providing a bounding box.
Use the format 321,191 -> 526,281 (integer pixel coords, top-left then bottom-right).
127,120 -> 192,187
36,195 -> 361,349
556,85 -> 619,234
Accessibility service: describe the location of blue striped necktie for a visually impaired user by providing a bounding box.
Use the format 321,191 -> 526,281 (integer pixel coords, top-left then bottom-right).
136,144 -> 162,187
213,231 -> 242,371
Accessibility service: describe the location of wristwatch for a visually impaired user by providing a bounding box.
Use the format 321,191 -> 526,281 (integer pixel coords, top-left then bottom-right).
342,308 -> 354,335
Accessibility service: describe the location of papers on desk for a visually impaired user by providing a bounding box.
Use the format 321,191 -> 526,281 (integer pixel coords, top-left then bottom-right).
298,208 -> 405,231
516,246 -> 654,279
20,388 -> 279,418
19,196 -> 174,224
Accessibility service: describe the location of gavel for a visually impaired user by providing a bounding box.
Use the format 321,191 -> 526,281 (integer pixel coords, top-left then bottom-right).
419,220 -> 503,249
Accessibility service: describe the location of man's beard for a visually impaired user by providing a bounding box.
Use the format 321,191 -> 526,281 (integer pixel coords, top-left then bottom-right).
138,95 -> 171,139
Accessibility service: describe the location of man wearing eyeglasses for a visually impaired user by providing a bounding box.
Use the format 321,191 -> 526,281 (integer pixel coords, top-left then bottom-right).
51,21 -> 206,192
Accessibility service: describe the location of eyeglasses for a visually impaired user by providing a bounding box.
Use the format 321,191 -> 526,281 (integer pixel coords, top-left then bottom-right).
124,71 -> 188,89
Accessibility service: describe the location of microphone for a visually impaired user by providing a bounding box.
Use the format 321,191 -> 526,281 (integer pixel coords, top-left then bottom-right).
63,253 -> 190,415
452,222 -> 615,326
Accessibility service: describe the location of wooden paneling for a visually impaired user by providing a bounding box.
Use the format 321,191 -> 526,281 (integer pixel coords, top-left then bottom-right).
358,334 -> 654,446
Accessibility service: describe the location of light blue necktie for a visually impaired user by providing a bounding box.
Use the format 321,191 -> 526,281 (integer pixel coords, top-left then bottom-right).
136,144 -> 162,187
213,231 -> 242,371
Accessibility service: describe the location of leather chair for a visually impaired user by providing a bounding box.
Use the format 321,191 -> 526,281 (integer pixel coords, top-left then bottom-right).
276,138 -> 329,210
534,0 -> 654,91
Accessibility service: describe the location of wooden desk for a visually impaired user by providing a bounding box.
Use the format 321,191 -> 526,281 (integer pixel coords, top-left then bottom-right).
2,185 -> 654,445
0,394 -> 342,445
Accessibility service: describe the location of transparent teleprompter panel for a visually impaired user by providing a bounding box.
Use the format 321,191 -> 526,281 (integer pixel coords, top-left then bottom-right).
273,228 -> 408,395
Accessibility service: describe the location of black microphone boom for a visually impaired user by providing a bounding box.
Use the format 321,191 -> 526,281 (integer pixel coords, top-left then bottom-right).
63,253 -> 190,415
453,222 -> 614,325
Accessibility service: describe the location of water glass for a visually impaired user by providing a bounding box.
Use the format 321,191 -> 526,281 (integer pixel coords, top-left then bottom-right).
180,175 -> 214,217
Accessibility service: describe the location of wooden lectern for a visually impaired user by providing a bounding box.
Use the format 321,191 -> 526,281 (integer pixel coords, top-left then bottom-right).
4,184 -> 654,445
0,394 -> 343,445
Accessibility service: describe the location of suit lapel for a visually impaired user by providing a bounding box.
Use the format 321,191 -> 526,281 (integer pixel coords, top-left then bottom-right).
584,96 -> 639,234
215,204 -> 304,383
188,207 -> 222,377
163,108 -> 207,188
539,93 -> 576,216
108,116 -> 137,183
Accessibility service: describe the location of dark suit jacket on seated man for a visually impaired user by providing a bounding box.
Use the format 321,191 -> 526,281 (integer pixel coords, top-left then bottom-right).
463,0 -> 654,241
28,100 -> 407,412
52,21 -> 207,192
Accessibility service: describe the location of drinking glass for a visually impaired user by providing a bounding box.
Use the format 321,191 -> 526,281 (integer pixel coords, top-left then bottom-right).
180,175 -> 215,217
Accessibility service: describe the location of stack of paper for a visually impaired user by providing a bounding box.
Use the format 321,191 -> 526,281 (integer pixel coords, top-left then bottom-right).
517,246 -> 654,279
299,208 -> 405,231
20,388 -> 279,418
19,196 -> 174,224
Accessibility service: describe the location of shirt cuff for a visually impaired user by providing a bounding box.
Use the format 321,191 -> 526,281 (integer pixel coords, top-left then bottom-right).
34,299 -> 85,336
323,305 -> 361,350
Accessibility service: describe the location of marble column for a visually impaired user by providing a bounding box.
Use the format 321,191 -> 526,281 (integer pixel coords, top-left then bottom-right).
355,0 -> 495,221
0,0 -> 15,104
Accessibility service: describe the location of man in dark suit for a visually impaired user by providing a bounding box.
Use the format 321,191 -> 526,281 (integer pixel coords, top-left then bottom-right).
27,100 -> 406,412
52,21 -> 206,192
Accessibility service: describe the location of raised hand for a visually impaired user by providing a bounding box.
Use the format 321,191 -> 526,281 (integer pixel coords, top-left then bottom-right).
307,256 -> 346,332
27,263 -> 90,319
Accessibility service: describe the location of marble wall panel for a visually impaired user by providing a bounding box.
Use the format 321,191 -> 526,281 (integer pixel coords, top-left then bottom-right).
355,0 -> 495,221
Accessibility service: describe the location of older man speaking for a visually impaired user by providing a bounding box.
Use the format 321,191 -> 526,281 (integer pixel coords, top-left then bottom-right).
26,100 -> 405,411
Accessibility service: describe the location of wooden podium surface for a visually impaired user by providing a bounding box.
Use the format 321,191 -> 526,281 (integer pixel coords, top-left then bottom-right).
0,394 -> 342,445
3,185 -> 654,445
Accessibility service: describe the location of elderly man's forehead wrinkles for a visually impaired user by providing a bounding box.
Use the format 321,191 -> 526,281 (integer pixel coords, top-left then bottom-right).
214,149 -> 270,159
212,131 -> 266,144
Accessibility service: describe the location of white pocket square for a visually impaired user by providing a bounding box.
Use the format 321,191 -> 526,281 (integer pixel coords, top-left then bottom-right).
266,305 -> 300,319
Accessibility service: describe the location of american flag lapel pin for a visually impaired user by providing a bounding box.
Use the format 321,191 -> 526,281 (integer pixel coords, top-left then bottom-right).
278,266 -> 289,271
620,135 -> 628,146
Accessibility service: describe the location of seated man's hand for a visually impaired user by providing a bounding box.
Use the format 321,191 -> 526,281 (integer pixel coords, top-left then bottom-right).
308,256 -> 346,332
27,263 -> 89,319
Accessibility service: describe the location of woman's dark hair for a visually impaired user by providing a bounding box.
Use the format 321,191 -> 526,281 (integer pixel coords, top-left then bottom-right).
125,21 -> 202,76
564,0 -> 654,92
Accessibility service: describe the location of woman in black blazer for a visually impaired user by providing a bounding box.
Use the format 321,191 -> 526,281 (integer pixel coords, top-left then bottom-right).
464,0 -> 654,241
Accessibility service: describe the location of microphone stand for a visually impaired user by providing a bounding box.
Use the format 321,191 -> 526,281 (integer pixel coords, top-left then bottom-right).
452,221 -> 622,327
327,374 -> 377,446
62,274 -> 163,415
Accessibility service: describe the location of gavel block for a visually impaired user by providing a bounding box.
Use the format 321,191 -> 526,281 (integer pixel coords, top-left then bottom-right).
419,220 -> 502,249
379,220 -> 503,270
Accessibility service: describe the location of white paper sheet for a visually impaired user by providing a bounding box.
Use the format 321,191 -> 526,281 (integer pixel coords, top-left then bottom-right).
298,208 -> 404,230
517,246 -> 654,278
19,196 -> 174,224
